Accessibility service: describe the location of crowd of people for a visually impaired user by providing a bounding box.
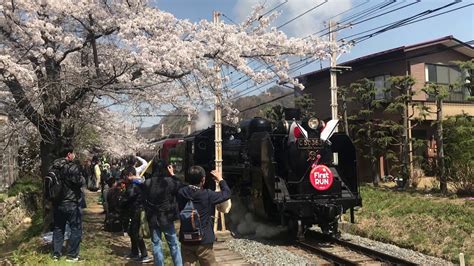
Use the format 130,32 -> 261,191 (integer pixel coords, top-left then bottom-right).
47,144 -> 231,266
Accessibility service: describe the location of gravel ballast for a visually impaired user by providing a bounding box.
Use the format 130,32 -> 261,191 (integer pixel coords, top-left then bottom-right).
225,238 -> 313,265
224,231 -> 453,265
339,232 -> 454,265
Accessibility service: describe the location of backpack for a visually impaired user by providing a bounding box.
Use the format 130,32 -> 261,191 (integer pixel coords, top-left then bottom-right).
104,187 -> 125,232
44,160 -> 66,202
179,190 -> 203,243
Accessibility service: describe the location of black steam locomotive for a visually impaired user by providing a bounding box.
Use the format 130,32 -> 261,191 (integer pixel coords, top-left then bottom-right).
167,108 -> 362,238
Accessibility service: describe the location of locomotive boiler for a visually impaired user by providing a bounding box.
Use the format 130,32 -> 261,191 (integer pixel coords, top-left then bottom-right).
173,108 -> 362,238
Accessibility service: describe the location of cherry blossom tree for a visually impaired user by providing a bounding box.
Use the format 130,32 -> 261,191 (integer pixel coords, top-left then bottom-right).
0,0 -> 342,175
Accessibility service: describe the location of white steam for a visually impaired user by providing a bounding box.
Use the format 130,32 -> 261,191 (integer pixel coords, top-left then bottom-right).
229,198 -> 286,239
195,111 -> 213,130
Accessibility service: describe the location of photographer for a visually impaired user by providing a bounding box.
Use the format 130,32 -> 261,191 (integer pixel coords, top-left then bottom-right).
143,160 -> 185,266
177,166 -> 230,266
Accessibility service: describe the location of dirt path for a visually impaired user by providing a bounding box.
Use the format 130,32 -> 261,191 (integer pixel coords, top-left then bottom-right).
2,191 -> 249,265
0,190 -> 151,265
79,191 -> 154,265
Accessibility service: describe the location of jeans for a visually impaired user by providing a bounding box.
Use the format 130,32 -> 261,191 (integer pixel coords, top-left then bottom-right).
52,204 -> 82,258
151,224 -> 182,266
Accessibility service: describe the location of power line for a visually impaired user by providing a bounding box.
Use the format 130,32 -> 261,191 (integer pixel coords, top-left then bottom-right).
321,0 -> 422,38
226,1 -> 331,90
277,0 -> 328,29
220,1 -> 290,85
238,38 -> 474,116
228,0 -> 368,88
228,0 -> 469,102
262,0 -> 289,17
350,0 -> 462,44
350,2 -> 474,44
305,0 -> 372,38
221,13 -> 238,25
239,92 -> 294,113
231,1 -> 400,96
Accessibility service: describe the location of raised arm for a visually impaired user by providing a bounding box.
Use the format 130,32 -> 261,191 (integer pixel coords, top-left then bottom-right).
208,170 -> 231,204
135,156 -> 148,175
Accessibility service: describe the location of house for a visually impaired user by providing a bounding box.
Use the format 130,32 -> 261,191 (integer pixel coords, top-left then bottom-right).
298,36 -> 474,181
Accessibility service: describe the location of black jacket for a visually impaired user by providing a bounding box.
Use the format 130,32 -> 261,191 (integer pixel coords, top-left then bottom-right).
119,180 -> 144,216
177,180 -> 231,245
53,158 -> 84,206
143,175 -> 185,228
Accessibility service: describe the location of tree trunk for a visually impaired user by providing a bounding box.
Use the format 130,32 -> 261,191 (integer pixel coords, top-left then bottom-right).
39,125 -> 63,232
39,138 -> 62,176
342,94 -> 349,136
402,100 -> 410,189
370,146 -> 379,186
437,98 -> 447,194
368,123 -> 379,186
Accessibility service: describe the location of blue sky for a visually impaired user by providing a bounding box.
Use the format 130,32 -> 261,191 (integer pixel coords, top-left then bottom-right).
155,0 -> 473,61
138,0 -> 473,127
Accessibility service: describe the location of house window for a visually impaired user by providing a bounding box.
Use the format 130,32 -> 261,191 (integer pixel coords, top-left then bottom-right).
372,75 -> 392,100
425,64 -> 468,102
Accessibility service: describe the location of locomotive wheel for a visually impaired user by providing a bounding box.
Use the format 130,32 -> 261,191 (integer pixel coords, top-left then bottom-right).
321,221 -> 341,238
286,218 -> 306,241
287,218 -> 298,241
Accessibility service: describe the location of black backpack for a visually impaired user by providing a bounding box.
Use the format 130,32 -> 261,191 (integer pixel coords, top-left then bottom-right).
104,187 -> 124,232
44,160 -> 66,202
179,189 -> 203,243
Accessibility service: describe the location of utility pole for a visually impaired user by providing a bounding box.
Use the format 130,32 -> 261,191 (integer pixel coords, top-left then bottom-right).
436,92 -> 446,194
213,10 -> 223,178
212,10 -> 231,240
161,124 -> 165,137
329,20 -> 338,125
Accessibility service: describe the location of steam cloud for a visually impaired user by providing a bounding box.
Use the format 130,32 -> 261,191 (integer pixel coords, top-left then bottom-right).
195,111 -> 213,130
229,197 -> 286,239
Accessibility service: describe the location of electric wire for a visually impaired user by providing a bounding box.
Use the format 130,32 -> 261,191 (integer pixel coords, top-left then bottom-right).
227,0 -> 467,102
232,1 -> 468,101
230,0 -> 402,93
237,39 -> 474,115
277,0 -> 329,29
320,0 -> 422,38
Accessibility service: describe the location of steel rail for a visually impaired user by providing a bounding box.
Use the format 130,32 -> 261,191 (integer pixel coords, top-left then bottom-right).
299,231 -> 418,265
296,240 -> 359,266
332,237 -> 417,265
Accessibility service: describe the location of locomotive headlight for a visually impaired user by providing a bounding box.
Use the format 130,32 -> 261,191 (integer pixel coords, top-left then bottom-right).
308,118 -> 320,129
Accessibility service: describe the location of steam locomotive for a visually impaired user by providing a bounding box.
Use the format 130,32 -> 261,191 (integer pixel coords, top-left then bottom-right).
153,108 -> 362,238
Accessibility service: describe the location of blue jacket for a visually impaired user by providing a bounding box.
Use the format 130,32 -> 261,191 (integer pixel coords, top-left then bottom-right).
177,180 -> 231,245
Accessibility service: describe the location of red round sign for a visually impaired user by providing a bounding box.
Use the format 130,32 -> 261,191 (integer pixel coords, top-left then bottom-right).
310,165 -> 334,191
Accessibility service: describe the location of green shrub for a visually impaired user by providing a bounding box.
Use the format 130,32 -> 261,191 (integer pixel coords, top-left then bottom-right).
344,186 -> 474,263
443,114 -> 474,196
0,193 -> 7,203
8,177 -> 41,197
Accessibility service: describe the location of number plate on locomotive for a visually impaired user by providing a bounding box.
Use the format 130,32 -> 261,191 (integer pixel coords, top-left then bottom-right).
297,138 -> 322,149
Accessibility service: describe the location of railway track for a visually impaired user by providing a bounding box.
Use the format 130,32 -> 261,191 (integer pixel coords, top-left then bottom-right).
296,231 -> 417,265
